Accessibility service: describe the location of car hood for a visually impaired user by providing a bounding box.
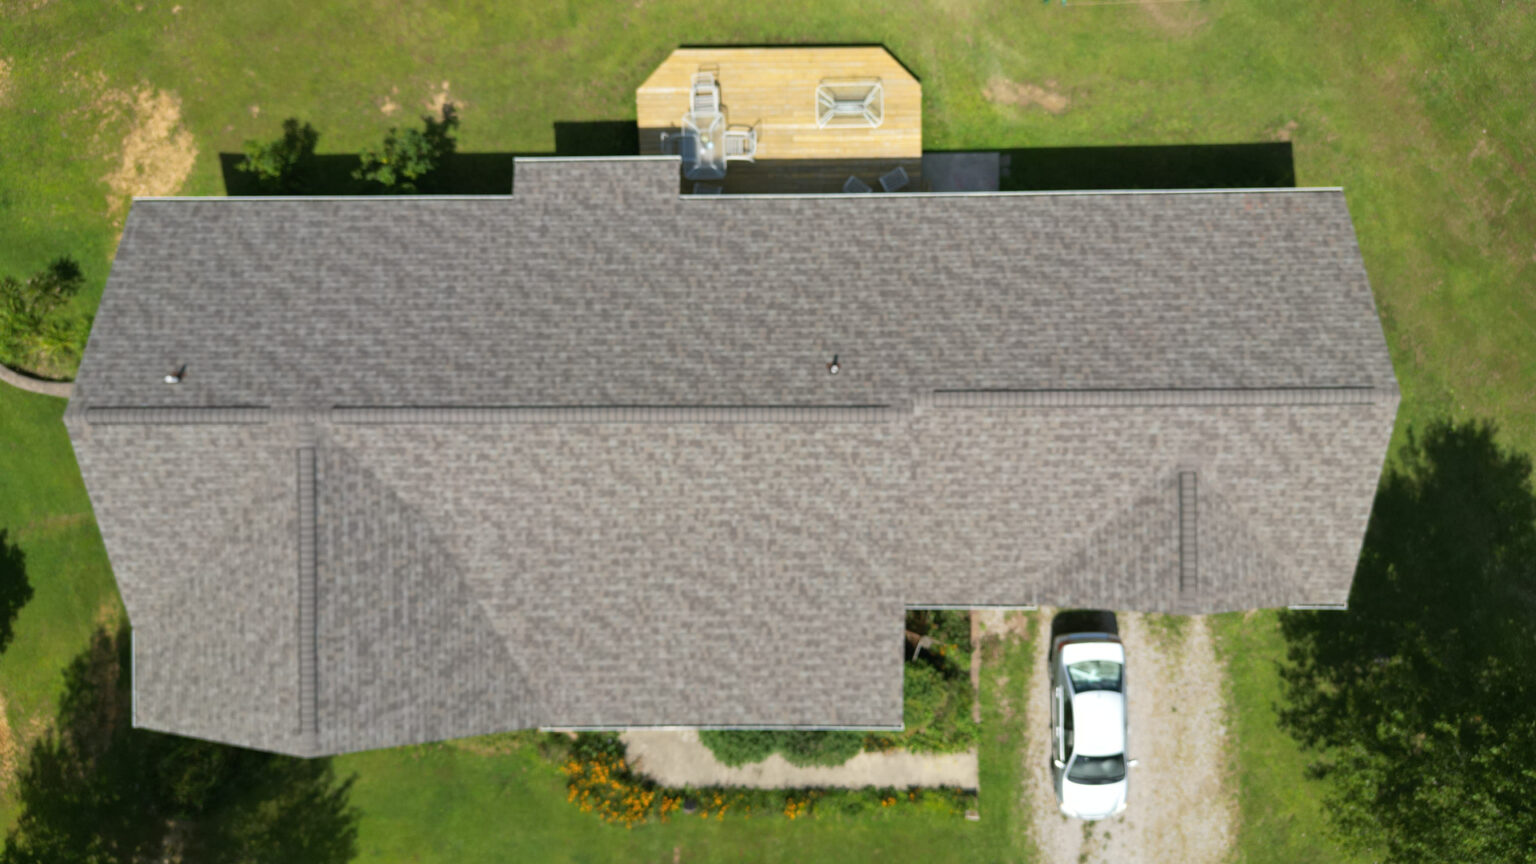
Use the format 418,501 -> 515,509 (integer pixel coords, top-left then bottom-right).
1060,777 -> 1128,821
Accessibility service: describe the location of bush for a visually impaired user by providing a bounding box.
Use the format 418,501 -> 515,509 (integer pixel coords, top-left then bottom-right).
0,257 -> 90,377
354,104 -> 458,192
696,730 -> 779,766
899,661 -> 980,753
237,118 -> 320,193
777,730 -> 866,767
698,729 -> 866,768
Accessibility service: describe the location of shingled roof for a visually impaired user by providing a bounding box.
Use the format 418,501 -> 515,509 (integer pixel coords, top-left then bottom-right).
67,156 -> 1397,756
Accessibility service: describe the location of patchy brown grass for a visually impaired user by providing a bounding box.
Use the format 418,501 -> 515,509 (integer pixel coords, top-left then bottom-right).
0,691 -> 15,795
101,86 -> 198,216
379,85 -> 401,116
983,77 -> 1069,114
1137,0 -> 1210,38
0,58 -> 13,106
424,80 -> 463,115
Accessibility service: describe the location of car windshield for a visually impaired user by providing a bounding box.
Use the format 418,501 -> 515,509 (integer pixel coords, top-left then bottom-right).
1067,660 -> 1123,693
1067,753 -> 1127,785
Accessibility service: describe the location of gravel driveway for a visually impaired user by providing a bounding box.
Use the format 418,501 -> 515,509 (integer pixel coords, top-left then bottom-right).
1025,609 -> 1234,863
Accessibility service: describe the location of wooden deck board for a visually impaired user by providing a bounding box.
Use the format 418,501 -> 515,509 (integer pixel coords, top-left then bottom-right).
638,47 -> 922,172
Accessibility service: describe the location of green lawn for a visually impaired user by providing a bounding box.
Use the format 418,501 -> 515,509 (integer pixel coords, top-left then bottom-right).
1210,611 -> 1372,864
0,387 -> 123,826
337,615 -> 1036,864
2,0 -> 1533,860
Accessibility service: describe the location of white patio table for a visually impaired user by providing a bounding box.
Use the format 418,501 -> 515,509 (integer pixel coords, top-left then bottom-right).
680,111 -> 727,180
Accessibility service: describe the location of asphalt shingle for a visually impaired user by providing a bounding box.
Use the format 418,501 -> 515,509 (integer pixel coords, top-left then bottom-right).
66,158 -> 1397,756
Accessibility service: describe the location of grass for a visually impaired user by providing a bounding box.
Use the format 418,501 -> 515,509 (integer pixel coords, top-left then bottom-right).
1139,613 -> 1189,653
0,387 -> 123,826
1210,611 -> 1370,864
1,0 -> 1533,859
336,613 -> 1036,863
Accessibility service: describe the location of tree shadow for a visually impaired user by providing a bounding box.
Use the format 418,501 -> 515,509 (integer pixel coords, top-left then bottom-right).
219,120 -> 639,196
2,623 -> 359,864
1276,420 -> 1536,861
0,529 -> 34,655
997,142 -> 1294,191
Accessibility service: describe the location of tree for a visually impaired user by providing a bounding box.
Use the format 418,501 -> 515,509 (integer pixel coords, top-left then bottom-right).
1277,420 -> 1536,864
0,257 -> 88,376
353,104 -> 458,192
236,118 -> 320,194
1,624 -> 359,864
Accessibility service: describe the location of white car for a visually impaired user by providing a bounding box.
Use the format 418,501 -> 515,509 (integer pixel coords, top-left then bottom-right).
1049,630 -> 1132,820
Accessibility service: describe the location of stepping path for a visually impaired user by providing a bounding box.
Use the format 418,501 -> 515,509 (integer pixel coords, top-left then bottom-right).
620,728 -> 978,790
0,364 -> 72,399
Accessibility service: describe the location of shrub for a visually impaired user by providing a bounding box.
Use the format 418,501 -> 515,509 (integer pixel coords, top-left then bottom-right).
354,104 -> 458,192
899,661 -> 980,753
698,729 -> 865,768
0,257 -> 90,377
697,730 -> 779,766
777,730 -> 866,767
237,118 -> 320,193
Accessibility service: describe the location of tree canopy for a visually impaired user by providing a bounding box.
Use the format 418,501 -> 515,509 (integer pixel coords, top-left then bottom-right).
353,104 -> 458,193
0,257 -> 90,376
1,624 -> 359,864
1278,420 -> 1536,864
236,118 -> 320,194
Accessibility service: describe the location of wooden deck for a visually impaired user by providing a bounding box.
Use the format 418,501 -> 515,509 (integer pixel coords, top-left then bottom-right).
637,47 -> 922,194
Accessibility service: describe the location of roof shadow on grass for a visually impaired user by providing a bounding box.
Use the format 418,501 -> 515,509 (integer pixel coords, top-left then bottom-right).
996,142 -> 1295,191
219,120 -> 639,196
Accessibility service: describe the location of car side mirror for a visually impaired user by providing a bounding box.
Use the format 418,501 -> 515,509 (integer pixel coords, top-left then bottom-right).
1128,759 -> 1140,768
1052,758 -> 1065,768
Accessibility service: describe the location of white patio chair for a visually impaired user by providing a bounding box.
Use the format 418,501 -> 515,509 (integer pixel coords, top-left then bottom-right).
690,72 -> 720,115
842,176 -> 873,194
879,166 -> 910,193
723,125 -> 757,162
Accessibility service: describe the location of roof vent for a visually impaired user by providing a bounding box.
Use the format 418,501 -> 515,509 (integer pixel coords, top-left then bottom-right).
163,364 -> 185,385
827,354 -> 841,375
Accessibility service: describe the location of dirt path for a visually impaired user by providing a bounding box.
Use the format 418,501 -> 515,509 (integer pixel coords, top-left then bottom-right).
1025,609 -> 1234,864
621,729 -> 977,790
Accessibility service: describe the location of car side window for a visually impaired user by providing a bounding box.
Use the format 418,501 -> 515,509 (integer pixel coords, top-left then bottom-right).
1063,696 -> 1074,754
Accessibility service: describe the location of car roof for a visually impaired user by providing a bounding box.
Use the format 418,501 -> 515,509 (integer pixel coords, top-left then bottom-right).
1060,639 -> 1125,666
1071,690 -> 1126,756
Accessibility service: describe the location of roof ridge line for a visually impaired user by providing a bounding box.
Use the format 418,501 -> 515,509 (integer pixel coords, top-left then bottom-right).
83,404 -> 907,425
924,387 -> 1387,408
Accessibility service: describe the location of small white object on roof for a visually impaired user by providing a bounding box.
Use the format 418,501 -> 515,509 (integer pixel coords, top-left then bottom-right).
827,354 -> 841,375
